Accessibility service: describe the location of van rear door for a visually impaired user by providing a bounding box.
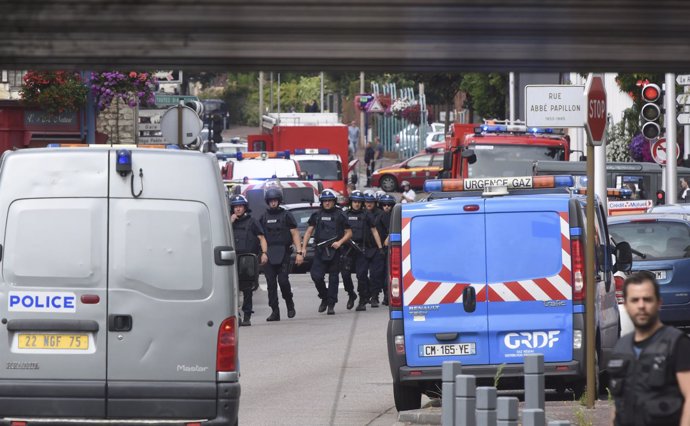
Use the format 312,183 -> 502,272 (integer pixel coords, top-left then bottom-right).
401,199 -> 489,367
106,150 -> 227,419
0,151 -> 109,417
484,197 -> 573,364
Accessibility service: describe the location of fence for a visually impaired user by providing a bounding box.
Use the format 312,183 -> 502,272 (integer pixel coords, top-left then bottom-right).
441,354 -> 571,426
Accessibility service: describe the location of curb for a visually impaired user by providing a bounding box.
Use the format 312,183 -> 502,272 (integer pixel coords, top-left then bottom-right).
397,407 -> 441,425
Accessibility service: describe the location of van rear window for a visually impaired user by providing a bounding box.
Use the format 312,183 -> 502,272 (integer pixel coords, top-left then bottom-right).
485,212 -> 563,283
410,214 -> 486,284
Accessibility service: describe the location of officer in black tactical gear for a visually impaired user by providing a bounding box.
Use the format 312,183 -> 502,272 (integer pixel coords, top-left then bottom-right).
363,190 -> 385,307
230,194 -> 268,327
608,271 -> 690,425
339,191 -> 364,310
259,186 -> 304,322
373,193 -> 395,306
301,189 -> 352,315
341,190 -> 384,312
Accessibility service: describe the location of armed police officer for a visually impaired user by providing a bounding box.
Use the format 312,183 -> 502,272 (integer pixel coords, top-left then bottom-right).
301,189 -> 352,315
608,271 -> 690,425
230,194 -> 268,327
363,190 -> 385,307
372,194 -> 395,306
342,190 -> 384,312
259,186 -> 303,322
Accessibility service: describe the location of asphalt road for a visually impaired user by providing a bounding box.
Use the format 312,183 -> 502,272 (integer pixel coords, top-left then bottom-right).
238,273 -> 412,425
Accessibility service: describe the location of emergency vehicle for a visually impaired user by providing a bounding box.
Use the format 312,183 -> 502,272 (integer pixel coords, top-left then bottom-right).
292,148 -> 348,197
218,150 -> 301,190
533,160 -> 690,215
386,175 -> 631,411
247,113 -> 355,196
441,122 -> 570,179
232,178 -> 322,219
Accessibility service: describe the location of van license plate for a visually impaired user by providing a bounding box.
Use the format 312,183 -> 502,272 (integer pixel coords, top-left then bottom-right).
651,270 -> 666,280
420,343 -> 476,357
18,333 -> 89,350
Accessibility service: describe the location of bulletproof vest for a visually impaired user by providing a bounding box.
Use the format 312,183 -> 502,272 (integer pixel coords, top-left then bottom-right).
364,209 -> 380,247
376,210 -> 391,242
232,214 -> 260,255
608,326 -> 685,426
315,208 -> 343,243
346,208 -> 368,245
262,208 -> 291,247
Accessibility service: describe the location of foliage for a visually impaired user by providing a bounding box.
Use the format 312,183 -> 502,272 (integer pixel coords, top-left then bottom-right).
629,133 -> 654,162
459,73 -> 508,121
493,363 -> 506,388
401,104 -> 433,127
90,71 -> 157,111
606,117 -> 633,162
391,97 -> 413,117
20,71 -> 89,115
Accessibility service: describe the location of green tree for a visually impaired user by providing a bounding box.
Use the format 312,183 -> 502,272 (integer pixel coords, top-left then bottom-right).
416,73 -> 463,132
459,73 -> 508,122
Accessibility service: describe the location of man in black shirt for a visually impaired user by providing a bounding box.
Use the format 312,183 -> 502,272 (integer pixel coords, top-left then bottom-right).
608,271 -> 690,425
230,194 -> 267,327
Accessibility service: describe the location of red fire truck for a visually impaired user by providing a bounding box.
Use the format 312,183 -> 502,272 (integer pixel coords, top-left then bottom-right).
442,121 -> 570,178
247,113 -> 354,197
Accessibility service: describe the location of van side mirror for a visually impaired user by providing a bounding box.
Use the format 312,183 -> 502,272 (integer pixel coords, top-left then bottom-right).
443,151 -> 452,171
614,241 -> 633,273
462,149 -> 477,165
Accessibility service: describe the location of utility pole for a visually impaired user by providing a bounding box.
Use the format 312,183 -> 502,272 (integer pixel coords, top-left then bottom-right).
360,72 -> 365,148
320,72 -> 324,113
666,73 -> 678,204
509,72 -> 515,124
259,71 -> 264,132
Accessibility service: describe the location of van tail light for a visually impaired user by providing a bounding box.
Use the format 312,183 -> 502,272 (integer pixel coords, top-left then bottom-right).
571,238 -> 586,302
217,317 -> 237,372
615,275 -> 625,304
389,245 -> 403,308
394,335 -> 405,354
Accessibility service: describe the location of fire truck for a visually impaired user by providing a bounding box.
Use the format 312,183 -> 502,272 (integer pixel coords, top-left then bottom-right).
247,113 -> 354,197
442,121 -> 570,179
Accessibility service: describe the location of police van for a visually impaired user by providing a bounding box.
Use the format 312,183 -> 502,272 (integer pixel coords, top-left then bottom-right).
386,175 -> 632,411
0,147 -> 240,424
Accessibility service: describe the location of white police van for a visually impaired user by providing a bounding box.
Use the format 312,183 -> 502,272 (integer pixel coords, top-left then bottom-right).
386,175 -> 631,411
0,147 -> 240,424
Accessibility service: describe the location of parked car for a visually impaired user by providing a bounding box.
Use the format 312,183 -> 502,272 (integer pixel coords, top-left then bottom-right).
425,131 -> 446,148
395,123 -> 445,157
370,151 -> 444,192
648,203 -> 690,214
608,213 -> 690,332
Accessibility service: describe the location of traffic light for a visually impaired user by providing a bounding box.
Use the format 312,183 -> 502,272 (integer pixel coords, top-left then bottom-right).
640,83 -> 663,140
656,189 -> 666,205
212,114 -> 223,144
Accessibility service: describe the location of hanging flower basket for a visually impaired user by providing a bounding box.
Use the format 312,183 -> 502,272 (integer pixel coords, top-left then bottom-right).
90,71 -> 157,111
390,98 -> 412,118
20,71 -> 89,115
629,133 -> 654,162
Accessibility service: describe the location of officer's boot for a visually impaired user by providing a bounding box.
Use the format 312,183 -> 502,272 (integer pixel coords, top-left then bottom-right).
318,299 -> 328,313
346,293 -> 357,310
266,308 -> 280,322
370,294 -> 380,308
286,299 -> 296,319
240,312 -> 252,327
327,304 -> 335,315
355,297 -> 368,311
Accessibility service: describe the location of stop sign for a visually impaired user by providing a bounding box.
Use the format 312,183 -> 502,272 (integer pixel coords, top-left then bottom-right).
585,74 -> 607,146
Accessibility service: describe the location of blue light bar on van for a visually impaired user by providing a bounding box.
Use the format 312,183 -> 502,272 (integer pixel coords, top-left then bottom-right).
476,124 -> 555,135
294,148 -> 330,155
236,150 -> 290,161
424,175 -> 574,192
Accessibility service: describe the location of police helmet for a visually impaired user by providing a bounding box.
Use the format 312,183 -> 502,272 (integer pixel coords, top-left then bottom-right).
319,189 -> 338,202
363,190 -> 377,203
264,187 -> 283,204
375,190 -> 386,200
379,194 -> 396,206
349,190 -> 365,203
401,180 -> 411,188
230,194 -> 249,207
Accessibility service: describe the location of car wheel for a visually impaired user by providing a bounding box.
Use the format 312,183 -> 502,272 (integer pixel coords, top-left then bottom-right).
393,382 -> 422,411
380,175 -> 398,192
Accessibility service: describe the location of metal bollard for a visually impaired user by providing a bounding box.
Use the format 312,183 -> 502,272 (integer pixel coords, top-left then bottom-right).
547,421 -> 571,425
497,396 -> 519,426
522,408 -> 546,426
441,361 -> 463,426
524,353 -> 545,411
476,387 -> 497,426
454,374 -> 476,426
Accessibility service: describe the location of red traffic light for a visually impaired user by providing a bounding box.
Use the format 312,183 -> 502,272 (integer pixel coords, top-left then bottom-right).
641,84 -> 661,103
656,190 -> 666,205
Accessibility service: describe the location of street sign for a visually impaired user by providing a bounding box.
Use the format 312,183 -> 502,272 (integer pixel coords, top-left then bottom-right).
677,75 -> 690,85
651,137 -> 680,165
524,85 -> 585,127
138,136 -> 165,144
154,93 -> 199,107
139,123 -> 160,131
154,70 -> 182,84
160,106 -> 203,145
678,113 -> 690,125
367,99 -> 385,113
677,94 -> 690,105
584,74 -> 607,146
